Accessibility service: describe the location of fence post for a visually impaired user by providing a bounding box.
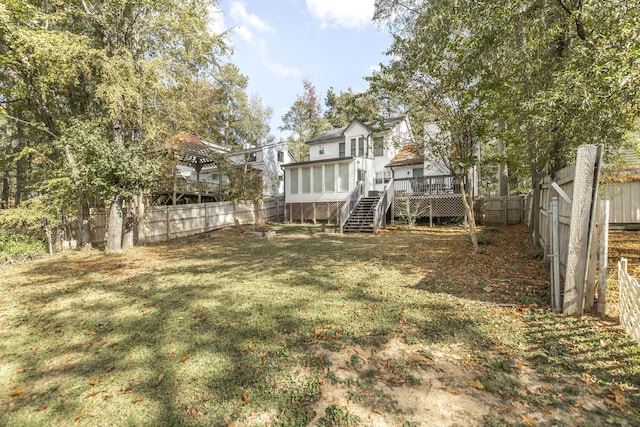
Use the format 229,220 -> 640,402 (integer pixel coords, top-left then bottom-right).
549,197 -> 562,311
563,145 -> 599,316
597,200 -> 610,315
166,206 -> 171,242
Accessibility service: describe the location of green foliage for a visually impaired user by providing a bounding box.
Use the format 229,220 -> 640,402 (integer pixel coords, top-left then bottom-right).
324,88 -> 381,128
0,197 -> 59,238
280,79 -> 330,161
317,405 -> 362,426
0,230 -> 47,261
372,0 -> 640,189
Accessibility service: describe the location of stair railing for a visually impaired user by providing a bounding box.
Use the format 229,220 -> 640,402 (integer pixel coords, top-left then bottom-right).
339,181 -> 363,233
373,178 -> 394,233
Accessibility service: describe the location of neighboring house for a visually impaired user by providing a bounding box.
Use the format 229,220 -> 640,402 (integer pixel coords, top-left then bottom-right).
282,115 -> 414,225
227,142 -> 295,197
154,134 -> 293,205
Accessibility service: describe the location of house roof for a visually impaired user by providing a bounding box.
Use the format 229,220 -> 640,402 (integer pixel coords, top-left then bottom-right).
305,115 -> 407,145
386,145 -> 425,167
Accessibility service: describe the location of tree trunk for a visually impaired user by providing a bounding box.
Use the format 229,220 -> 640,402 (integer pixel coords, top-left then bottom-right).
497,139 -> 509,196
1,168 -> 9,208
136,188 -> 146,246
458,172 -> 478,252
79,203 -> 92,249
122,198 -> 135,250
15,156 -> 26,207
105,195 -> 123,253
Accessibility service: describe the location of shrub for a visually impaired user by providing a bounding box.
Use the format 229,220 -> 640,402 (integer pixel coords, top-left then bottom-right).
0,230 -> 47,262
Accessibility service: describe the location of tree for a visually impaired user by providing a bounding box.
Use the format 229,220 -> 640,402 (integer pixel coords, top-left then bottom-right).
373,0 -> 640,249
324,87 -> 381,128
1,0 -> 229,252
280,79 -> 329,161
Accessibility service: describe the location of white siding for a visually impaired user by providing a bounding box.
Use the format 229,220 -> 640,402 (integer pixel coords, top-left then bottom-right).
285,160 -> 355,203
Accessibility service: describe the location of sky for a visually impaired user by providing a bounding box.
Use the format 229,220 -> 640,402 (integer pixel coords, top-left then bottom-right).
211,0 -> 393,141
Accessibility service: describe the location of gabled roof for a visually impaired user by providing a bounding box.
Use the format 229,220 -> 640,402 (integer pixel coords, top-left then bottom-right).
305,115 -> 407,145
386,144 -> 425,167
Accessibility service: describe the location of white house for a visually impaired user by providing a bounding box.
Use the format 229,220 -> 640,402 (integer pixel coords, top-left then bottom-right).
226,142 -> 295,197
282,115 -> 414,224
282,117 -> 471,230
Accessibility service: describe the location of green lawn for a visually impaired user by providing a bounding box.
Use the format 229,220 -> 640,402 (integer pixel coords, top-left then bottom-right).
0,224 -> 638,426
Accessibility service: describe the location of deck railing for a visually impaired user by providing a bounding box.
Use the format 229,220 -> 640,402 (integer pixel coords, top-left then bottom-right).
373,178 -> 394,233
393,175 -> 461,195
339,181 -> 363,233
154,177 -> 227,195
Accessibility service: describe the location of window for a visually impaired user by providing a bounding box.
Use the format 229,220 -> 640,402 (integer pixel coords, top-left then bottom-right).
375,171 -> 391,185
248,152 -> 257,162
338,163 -> 349,192
313,166 -> 323,193
350,138 -> 356,157
339,142 -> 345,158
358,137 -> 365,157
290,168 -> 298,194
375,172 -> 384,185
301,167 -> 311,193
277,151 -> 284,162
413,168 -> 424,177
374,139 -> 384,157
319,145 -> 324,155
325,164 -> 335,192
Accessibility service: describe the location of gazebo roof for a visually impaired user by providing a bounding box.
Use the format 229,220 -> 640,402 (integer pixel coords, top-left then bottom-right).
173,133 -> 227,169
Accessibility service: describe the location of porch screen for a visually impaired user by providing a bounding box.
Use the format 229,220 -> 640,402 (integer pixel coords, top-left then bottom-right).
338,163 -> 349,192
313,166 -> 323,193
302,167 -> 311,193
325,164 -> 335,192
290,168 -> 298,194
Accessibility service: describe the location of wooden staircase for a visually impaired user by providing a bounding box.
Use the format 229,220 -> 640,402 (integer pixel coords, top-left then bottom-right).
342,196 -> 380,233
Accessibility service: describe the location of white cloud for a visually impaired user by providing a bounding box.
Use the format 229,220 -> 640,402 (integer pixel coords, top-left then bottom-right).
306,0 -> 375,29
207,4 -> 227,35
235,25 -> 255,43
230,2 -> 272,33
264,61 -> 301,78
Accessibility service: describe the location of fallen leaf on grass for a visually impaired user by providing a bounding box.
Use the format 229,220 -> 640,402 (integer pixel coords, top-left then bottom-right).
89,379 -> 98,386
613,390 -> 627,406
581,372 -> 596,385
539,405 -> 552,414
132,396 -> 143,403
468,380 -> 485,390
10,388 -> 25,397
181,354 -> 189,362
248,341 -> 253,350
521,414 -> 535,426
242,393 -> 249,404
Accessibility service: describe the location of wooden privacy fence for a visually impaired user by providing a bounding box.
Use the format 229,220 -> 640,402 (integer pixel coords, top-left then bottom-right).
90,197 -> 284,246
618,258 -> 640,345
529,145 -> 604,316
476,196 -> 525,225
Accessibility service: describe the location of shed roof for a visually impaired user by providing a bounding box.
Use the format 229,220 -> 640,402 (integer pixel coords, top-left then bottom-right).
386,145 -> 425,167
